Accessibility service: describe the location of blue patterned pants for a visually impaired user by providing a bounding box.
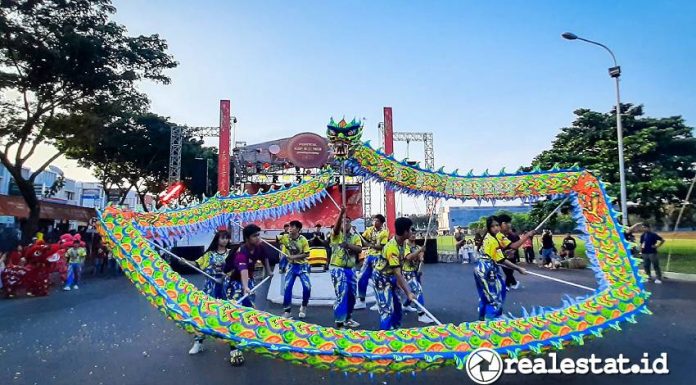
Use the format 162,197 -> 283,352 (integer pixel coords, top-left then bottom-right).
283,263 -> 311,310
357,254 -> 378,300
473,258 -> 506,320
203,274 -> 226,300
372,271 -> 402,330
330,267 -> 357,324
402,271 -> 424,309
225,278 -> 256,307
65,263 -> 82,287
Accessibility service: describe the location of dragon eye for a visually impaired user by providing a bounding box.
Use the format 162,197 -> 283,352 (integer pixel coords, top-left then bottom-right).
347,129 -> 355,136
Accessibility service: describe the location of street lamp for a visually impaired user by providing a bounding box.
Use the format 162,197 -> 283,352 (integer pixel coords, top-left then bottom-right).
562,32 -> 628,226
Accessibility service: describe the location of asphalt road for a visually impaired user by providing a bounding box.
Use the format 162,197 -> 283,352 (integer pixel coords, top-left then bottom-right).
1,263 -> 694,385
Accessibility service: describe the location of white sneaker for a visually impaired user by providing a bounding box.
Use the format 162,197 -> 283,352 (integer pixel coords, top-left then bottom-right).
654,279 -> 662,284
418,314 -> 435,324
403,305 -> 418,313
73,285 -> 79,290
298,306 -> 307,319
188,341 -> 203,355
510,282 -> 520,290
63,286 -> 71,291
354,301 -> 366,310
344,319 -> 360,328
229,349 -> 245,366
370,304 -> 379,311
282,311 -> 292,319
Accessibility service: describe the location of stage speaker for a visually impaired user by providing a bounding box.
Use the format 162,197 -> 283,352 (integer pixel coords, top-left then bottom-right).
189,158 -> 208,196
423,239 -> 438,263
169,246 -> 205,274
415,238 -> 438,263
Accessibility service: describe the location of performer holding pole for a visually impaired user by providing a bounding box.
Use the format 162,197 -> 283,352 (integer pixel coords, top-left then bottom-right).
223,224 -> 273,307
355,213 -> 389,310
372,217 -> 418,330
278,220 -> 311,319
188,229 -> 232,355
475,216 -> 532,321
146,239 -> 222,283
329,206 -> 363,328
221,224 -> 272,366
402,232 -> 434,324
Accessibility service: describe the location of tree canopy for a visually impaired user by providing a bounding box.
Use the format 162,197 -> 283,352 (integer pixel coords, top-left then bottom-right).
532,104 -> 696,225
0,0 -> 176,239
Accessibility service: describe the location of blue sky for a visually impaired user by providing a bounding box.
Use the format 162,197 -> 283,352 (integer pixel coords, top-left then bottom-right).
43,1 -> 696,212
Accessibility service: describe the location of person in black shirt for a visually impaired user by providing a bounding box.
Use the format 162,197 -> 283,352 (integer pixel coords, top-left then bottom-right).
640,224 -> 665,284
560,233 -> 576,259
541,230 -> 558,268
310,224 -> 327,247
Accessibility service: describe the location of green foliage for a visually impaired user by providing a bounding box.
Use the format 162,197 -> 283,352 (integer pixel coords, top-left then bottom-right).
0,0 -> 176,236
532,105 -> 696,224
466,206 -> 577,234
65,113 -> 219,210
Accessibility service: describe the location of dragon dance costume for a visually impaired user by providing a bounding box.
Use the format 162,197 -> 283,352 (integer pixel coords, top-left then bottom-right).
224,244 -> 266,308
372,238 -> 405,330
191,249 -> 228,346
280,234 -> 311,314
329,231 -> 362,326
63,246 -> 85,289
401,243 -> 424,309
357,225 -> 389,302
474,232 -> 510,320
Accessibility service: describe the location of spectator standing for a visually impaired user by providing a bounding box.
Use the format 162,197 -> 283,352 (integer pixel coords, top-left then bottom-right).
310,224 -> 327,248
94,246 -> 107,275
454,227 -> 466,263
107,249 -> 118,277
541,230 -> 558,268
522,236 -> 535,264
640,224 -> 665,284
0,252 -> 6,290
64,240 -> 85,290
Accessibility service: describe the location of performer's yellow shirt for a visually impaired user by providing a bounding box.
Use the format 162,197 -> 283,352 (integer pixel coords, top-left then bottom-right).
482,233 -> 509,263
374,238 -> 404,276
195,250 -> 227,273
280,235 -> 310,265
362,226 -> 389,256
329,232 -> 362,268
402,244 -> 420,272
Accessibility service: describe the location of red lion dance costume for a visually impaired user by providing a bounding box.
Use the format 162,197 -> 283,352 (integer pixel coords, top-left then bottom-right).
1,236 -> 70,298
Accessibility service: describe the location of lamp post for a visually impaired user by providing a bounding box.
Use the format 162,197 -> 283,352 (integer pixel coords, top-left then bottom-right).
562,32 -> 629,226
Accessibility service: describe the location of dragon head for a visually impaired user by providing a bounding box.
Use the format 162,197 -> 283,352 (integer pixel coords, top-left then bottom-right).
326,117 -> 363,160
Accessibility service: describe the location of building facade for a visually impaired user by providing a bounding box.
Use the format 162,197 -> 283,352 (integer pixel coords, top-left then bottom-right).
438,204 -> 532,233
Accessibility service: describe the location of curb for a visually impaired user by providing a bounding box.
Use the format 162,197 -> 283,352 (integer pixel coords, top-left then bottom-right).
663,272 -> 696,282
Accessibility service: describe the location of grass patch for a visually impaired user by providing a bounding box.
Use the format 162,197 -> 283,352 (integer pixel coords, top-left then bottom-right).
436,234 -> 696,274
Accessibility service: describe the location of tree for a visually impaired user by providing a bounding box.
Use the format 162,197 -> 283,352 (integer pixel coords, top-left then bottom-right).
66,113 -> 221,211
0,0 -> 176,241
532,105 -> 696,224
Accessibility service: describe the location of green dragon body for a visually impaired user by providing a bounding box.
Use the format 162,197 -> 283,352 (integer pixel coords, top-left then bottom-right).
95,119 -> 648,374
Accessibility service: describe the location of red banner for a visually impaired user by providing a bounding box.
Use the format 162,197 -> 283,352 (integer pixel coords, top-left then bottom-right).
245,184 -> 363,230
383,106 -> 396,234
218,100 -> 231,196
